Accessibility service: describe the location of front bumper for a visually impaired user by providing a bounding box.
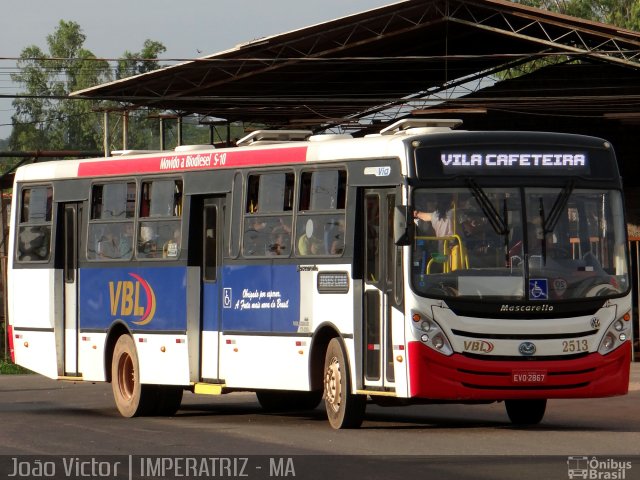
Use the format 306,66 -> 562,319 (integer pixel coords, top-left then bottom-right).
408,340 -> 630,400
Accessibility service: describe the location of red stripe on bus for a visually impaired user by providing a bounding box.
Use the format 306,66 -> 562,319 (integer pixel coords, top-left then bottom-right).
77,146 -> 309,177
7,325 -> 15,362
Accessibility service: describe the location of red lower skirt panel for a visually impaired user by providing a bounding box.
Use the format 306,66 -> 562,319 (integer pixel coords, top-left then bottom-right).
408,341 -> 631,400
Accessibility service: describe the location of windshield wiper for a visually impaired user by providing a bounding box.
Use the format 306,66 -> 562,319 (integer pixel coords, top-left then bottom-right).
467,179 -> 511,265
467,179 -> 509,236
543,180 -> 574,234
537,180 -> 574,263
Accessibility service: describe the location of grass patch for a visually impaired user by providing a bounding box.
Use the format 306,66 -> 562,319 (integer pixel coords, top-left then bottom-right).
0,360 -> 32,374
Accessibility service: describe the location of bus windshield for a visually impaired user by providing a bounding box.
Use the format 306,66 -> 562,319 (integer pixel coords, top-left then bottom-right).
411,186 -> 629,301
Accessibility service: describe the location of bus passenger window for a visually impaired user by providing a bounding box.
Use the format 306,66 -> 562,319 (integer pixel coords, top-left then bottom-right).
92,223 -> 133,260
87,182 -> 135,261
135,179 -> 182,260
296,169 -> 346,257
137,221 -> 181,259
141,180 -> 182,218
246,176 -> 260,213
300,170 -> 346,211
17,186 -> 53,262
246,173 -> 294,213
295,215 -> 345,256
242,172 -> 294,257
243,216 -> 292,257
93,183 -> 135,220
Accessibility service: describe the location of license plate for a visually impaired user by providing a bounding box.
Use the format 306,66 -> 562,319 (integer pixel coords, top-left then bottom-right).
511,370 -> 547,384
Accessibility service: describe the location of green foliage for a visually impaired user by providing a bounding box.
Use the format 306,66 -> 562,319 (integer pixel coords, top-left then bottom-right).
604,0 -> 640,31
0,360 -> 32,375
514,0 -> 640,30
117,39 -> 167,79
9,20 -> 168,156
497,0 -> 639,81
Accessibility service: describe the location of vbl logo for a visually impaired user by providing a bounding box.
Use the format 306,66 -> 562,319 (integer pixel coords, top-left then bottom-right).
109,273 -> 156,326
463,340 -> 494,353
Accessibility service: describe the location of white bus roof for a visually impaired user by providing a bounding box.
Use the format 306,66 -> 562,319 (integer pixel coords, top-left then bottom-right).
14,120 -> 465,183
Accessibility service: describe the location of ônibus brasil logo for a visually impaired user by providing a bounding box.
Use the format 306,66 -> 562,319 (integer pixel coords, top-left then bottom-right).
109,273 -> 157,326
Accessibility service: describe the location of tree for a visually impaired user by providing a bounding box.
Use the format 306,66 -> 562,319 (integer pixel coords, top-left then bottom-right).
8,20 -> 167,157
116,39 -> 166,79
114,40 -> 168,150
515,0 -> 640,30
497,0 -> 639,81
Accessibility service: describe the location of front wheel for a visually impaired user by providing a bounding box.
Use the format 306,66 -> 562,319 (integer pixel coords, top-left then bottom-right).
323,338 -> 366,429
505,399 -> 547,425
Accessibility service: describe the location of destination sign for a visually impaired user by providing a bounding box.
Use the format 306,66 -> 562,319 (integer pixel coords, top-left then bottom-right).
414,146 -> 601,178
440,151 -> 589,173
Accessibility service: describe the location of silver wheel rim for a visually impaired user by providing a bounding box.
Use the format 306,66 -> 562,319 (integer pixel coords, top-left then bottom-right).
324,356 -> 341,413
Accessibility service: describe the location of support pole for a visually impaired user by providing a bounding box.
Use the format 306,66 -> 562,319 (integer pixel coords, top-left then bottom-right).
103,111 -> 110,157
122,111 -> 129,151
160,117 -> 165,150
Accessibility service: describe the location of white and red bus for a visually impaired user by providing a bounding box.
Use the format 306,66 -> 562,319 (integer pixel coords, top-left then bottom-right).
7,119 -> 632,428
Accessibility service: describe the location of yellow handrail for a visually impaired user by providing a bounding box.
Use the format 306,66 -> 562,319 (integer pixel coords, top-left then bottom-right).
416,234 -> 469,273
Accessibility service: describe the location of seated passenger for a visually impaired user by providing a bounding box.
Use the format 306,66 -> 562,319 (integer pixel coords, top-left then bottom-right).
298,232 -> 323,255
298,219 -> 324,255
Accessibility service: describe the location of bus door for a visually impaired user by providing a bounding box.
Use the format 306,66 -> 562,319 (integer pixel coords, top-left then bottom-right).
362,189 -> 399,390
61,202 -> 81,376
196,196 -> 225,382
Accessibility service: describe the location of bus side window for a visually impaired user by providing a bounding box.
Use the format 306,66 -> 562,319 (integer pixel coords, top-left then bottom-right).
17,186 -> 53,262
140,180 -> 182,218
243,173 -> 293,257
296,169 -> 346,257
137,179 -> 182,260
87,182 -> 135,261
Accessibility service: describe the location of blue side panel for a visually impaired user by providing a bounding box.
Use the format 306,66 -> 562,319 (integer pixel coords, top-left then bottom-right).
202,282 -> 219,331
79,266 -> 187,331
221,265 -> 300,333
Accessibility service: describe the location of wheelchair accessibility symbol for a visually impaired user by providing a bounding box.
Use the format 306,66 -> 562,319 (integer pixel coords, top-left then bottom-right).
529,279 -> 548,300
223,288 -> 232,308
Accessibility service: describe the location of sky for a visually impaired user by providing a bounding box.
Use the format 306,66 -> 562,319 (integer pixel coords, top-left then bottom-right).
0,0 -> 394,139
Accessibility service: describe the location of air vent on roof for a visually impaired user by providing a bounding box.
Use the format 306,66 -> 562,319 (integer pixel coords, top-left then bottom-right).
236,130 -> 312,146
379,119 -> 463,135
175,144 -> 214,152
308,134 -> 353,142
111,150 -> 163,156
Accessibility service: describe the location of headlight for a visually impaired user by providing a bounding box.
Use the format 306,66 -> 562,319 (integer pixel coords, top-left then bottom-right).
598,312 -> 631,355
411,310 -> 453,356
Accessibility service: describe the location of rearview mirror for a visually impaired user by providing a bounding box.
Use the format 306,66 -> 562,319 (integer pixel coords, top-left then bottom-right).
394,205 -> 413,246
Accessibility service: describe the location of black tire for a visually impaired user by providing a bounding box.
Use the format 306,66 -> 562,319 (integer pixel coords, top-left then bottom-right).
111,335 -> 155,417
256,390 -> 323,412
152,386 -> 184,416
505,399 -> 547,425
323,338 -> 366,429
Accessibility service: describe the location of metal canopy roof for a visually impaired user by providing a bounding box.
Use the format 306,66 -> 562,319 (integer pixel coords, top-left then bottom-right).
71,0 -> 640,131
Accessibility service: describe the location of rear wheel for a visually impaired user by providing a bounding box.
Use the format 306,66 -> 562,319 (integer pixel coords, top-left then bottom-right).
323,338 -> 366,429
256,390 -> 322,412
152,386 -> 183,416
111,335 -> 154,417
505,399 -> 547,425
